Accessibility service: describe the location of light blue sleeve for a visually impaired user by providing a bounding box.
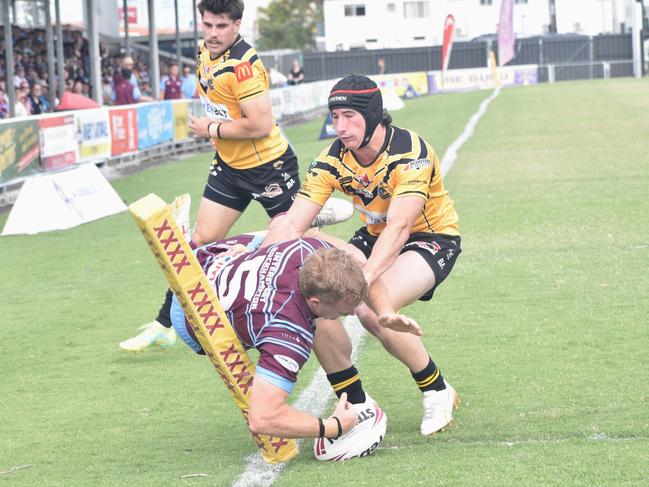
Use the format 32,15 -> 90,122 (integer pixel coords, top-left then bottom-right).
255,366 -> 295,394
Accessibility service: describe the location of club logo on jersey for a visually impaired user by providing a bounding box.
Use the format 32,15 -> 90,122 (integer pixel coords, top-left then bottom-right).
377,182 -> 390,199
405,158 -> 431,171
205,254 -> 234,281
234,61 -> 253,82
274,354 -> 299,373
274,160 -> 284,170
357,174 -> 371,188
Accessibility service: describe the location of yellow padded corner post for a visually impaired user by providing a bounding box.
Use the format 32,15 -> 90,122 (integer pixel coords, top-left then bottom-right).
129,193 -> 298,464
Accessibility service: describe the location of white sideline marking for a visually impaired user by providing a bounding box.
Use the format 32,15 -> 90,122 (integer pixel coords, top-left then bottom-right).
384,432 -> 644,450
233,88 -> 499,487
232,317 -> 366,487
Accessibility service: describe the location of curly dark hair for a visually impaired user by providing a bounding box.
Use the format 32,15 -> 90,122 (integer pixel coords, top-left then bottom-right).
198,0 -> 244,21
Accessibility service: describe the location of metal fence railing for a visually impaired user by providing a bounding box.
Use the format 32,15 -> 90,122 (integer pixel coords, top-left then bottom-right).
297,33 -> 638,83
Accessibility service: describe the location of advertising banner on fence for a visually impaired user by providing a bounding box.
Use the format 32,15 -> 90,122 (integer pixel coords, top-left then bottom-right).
39,115 -> 79,171
76,108 -> 112,163
172,101 -> 190,141
0,119 -> 40,184
109,107 -> 138,156
373,72 -> 429,98
428,65 -> 538,93
137,102 -> 174,149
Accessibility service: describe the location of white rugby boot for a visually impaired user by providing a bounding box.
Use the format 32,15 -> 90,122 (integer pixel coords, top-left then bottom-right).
312,197 -> 354,228
420,380 -> 460,435
167,193 -> 192,242
119,321 -> 177,352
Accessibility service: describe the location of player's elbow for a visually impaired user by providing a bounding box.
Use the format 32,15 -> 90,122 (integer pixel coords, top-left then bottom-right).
255,120 -> 273,138
248,409 -> 275,436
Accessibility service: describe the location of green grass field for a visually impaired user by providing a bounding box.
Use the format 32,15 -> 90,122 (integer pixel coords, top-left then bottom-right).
1,78 -> 648,486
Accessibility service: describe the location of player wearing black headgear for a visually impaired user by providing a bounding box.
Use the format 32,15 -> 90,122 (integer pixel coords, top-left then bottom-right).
264,73 -> 464,437
328,75 -> 384,148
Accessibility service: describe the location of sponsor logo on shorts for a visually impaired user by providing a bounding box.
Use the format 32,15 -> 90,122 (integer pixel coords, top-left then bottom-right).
274,354 -> 299,373
404,240 -> 441,255
261,183 -> 283,198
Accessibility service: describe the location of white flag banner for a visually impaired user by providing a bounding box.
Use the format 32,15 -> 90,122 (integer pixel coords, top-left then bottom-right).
2,163 -> 126,236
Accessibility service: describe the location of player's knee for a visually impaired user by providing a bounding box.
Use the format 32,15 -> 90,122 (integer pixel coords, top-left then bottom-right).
357,307 -> 382,337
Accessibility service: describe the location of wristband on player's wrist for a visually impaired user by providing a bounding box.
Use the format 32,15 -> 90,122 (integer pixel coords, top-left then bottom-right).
331,416 -> 342,439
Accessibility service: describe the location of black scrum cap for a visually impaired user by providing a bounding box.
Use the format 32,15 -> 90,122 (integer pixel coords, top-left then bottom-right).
328,74 -> 383,148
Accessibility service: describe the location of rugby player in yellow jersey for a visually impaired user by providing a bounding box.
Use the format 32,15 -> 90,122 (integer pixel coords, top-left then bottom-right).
120,0 -> 350,352
264,74 -> 462,436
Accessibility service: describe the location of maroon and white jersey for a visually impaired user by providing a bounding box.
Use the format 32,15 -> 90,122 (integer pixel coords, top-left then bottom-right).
172,236 -> 330,393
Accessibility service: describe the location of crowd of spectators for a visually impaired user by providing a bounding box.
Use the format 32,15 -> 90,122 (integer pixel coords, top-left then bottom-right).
0,26 -> 198,120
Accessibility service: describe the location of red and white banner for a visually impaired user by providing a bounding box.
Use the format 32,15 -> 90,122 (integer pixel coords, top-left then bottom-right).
441,15 -> 456,73
109,107 -> 138,156
39,115 -> 79,171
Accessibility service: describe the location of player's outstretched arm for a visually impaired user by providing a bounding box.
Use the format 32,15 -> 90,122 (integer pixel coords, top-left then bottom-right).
249,376 -> 357,439
262,197 -> 322,247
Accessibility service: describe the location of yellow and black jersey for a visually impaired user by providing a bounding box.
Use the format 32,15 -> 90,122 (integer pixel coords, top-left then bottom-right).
298,126 -> 459,237
196,36 -> 287,169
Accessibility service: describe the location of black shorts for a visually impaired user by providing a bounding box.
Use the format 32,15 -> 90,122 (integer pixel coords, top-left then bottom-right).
348,227 -> 462,301
203,146 -> 300,218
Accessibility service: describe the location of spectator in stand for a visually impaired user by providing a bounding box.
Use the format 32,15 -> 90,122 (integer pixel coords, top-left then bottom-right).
160,62 -> 182,100
111,56 -> 152,105
72,79 -> 84,94
14,65 -> 28,89
0,83 -> 9,118
28,81 -> 50,114
102,68 -> 114,105
112,68 -> 137,106
287,59 -> 304,85
14,82 -> 31,117
377,57 -> 386,75
140,81 -> 153,98
181,65 -> 197,98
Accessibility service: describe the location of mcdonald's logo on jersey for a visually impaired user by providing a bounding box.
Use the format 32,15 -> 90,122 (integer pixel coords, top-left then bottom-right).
234,61 -> 253,82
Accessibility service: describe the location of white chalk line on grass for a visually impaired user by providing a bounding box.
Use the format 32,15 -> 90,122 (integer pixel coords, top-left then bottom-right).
383,432 -> 646,450
232,88 -> 501,487
232,317 -> 366,487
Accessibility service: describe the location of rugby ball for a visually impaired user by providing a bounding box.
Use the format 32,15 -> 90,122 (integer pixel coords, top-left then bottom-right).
313,400 -> 387,461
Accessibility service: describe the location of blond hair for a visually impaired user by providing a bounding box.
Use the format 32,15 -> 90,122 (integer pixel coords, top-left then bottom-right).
299,248 -> 368,305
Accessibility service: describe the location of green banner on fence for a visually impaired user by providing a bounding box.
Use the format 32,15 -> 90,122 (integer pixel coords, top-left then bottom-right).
0,119 -> 40,184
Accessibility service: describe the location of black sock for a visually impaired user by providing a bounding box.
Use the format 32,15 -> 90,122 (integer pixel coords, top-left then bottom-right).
155,288 -> 174,328
411,357 -> 446,392
326,366 -> 366,404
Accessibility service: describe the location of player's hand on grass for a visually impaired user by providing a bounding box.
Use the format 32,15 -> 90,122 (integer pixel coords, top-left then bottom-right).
378,313 -> 423,336
331,392 -> 357,435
